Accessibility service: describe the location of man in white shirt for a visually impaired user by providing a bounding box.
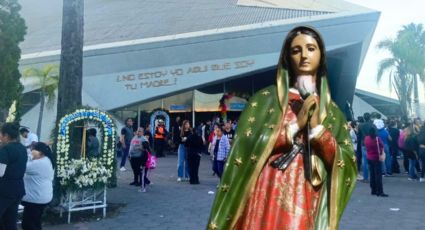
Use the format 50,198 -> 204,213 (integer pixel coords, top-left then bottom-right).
19,128 -> 38,156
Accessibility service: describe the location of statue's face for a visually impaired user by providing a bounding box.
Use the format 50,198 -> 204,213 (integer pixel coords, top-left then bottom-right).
289,34 -> 321,76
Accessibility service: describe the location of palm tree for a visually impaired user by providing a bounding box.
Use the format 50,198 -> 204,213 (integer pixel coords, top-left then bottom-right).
377,23 -> 425,117
23,64 -> 59,139
377,40 -> 412,117
397,23 -> 425,116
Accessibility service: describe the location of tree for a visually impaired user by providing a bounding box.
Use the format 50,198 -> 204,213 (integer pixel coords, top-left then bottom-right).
0,0 -> 26,121
23,64 -> 59,139
377,23 -> 425,117
52,0 -> 85,203
397,23 -> 425,116
56,0 -> 84,121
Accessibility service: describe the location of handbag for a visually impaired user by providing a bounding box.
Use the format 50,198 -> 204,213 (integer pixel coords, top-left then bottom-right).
146,152 -> 157,169
376,137 -> 385,162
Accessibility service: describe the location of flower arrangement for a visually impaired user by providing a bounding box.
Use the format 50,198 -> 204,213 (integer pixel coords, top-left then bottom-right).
56,109 -> 115,191
6,100 -> 17,122
219,93 -> 232,122
57,159 -> 112,190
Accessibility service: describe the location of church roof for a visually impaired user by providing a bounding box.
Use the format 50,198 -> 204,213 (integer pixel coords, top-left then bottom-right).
19,0 -> 333,54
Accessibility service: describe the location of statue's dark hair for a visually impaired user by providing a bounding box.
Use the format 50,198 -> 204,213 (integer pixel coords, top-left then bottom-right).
280,26 -> 327,90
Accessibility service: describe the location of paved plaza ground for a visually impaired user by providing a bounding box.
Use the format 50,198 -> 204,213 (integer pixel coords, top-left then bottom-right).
44,154 -> 425,230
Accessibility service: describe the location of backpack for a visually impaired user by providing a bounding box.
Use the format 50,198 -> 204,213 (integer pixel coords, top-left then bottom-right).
398,130 -> 406,149
404,135 -> 418,151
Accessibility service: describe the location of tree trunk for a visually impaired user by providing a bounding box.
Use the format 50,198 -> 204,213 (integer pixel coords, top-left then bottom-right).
57,0 -> 84,121
396,78 -> 410,119
52,0 -> 85,205
413,74 -> 420,117
36,91 -> 45,140
400,97 -> 409,119
57,0 -> 84,159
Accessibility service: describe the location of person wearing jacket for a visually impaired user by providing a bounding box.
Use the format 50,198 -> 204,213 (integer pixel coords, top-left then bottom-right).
154,120 -> 168,158
186,131 -> 204,184
129,128 -> 148,186
358,112 -> 376,181
376,122 -> 392,175
0,123 -> 28,230
416,124 -> 425,182
210,126 -> 230,179
388,120 -> 400,174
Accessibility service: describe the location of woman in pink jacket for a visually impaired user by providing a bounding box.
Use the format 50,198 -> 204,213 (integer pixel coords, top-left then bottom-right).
364,127 -> 388,197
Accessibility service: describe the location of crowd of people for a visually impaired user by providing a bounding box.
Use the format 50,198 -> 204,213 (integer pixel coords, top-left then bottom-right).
2,110 -> 424,228
118,118 -> 153,193
172,116 -> 235,183
349,112 -> 425,197
118,115 -> 237,187
0,123 -> 54,230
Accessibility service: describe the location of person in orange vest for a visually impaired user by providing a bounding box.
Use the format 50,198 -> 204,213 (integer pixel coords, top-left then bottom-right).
154,120 -> 168,157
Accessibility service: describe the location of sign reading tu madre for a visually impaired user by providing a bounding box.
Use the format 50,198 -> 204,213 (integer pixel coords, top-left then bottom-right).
116,59 -> 255,90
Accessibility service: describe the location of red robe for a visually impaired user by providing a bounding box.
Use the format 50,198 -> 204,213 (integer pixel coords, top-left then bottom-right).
237,91 -> 336,230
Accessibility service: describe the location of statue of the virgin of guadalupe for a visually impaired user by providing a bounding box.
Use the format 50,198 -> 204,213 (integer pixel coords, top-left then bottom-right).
207,26 -> 357,230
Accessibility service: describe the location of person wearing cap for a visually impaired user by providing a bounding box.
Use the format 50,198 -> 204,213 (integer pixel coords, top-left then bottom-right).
154,119 -> 168,158
21,142 -> 54,230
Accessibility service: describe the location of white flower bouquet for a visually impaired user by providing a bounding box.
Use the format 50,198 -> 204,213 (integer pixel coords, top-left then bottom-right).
58,159 -> 112,191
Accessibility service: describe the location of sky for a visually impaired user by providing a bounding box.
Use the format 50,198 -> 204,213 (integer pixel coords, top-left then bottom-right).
345,0 -> 425,99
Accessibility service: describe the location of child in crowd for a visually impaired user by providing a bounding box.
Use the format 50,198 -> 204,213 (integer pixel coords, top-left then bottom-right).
140,141 -> 152,193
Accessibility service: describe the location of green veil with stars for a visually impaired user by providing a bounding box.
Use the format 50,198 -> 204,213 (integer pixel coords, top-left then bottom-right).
206,62 -> 357,230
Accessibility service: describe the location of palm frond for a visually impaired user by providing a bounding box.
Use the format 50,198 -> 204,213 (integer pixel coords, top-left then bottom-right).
376,58 -> 396,83
42,64 -> 59,77
388,70 -> 393,93
23,64 -> 60,93
44,84 -> 57,108
23,68 -> 42,78
376,39 -> 394,51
